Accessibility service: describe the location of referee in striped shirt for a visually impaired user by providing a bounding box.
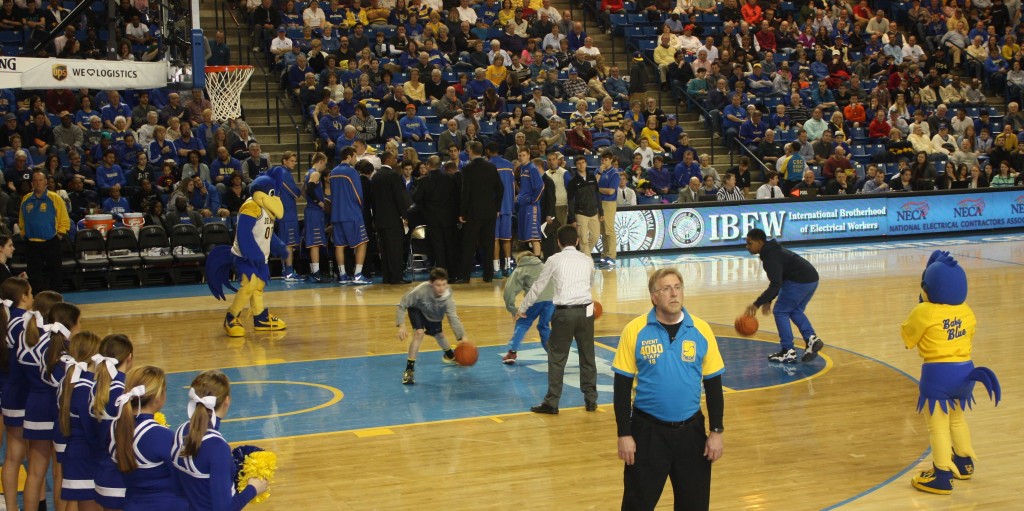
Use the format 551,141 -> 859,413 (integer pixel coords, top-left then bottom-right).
517,225 -> 598,414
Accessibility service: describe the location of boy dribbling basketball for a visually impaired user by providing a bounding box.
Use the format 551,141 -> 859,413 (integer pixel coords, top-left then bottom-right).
396,268 -> 468,385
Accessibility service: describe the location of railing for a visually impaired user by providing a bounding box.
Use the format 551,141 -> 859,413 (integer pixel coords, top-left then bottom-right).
678,88 -> 717,163
275,93 -> 303,166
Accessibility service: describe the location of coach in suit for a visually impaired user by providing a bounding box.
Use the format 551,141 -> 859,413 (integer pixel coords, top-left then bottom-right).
540,166 -> 559,259
412,159 -> 462,277
370,152 -> 412,284
457,141 -> 504,283
675,176 -> 702,204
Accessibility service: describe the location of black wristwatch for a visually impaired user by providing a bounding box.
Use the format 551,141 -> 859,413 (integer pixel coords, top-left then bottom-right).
710,427 -> 724,434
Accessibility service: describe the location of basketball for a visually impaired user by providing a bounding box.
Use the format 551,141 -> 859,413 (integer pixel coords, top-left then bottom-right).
735,315 -> 759,336
454,341 -> 478,366
593,301 -> 603,320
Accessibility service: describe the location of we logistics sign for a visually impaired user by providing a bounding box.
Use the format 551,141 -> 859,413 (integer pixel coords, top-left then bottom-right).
610,190 -> 1024,254
0,57 -> 168,90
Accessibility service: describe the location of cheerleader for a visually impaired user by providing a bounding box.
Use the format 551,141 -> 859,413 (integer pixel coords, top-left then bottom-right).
20,299 -> 77,511
110,366 -> 188,510
90,335 -> 134,511
1,277 -> 32,511
56,331 -> 102,511
172,370 -> 269,511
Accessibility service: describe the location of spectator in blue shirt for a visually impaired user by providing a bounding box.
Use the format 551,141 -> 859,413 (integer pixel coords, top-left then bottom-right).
811,81 -> 837,110
100,91 -> 133,131
722,93 -> 748,151
174,121 -> 206,161
101,184 -> 131,218
739,110 -> 769,151
210,146 -> 242,194
566,21 -> 586,51
604,66 -> 629,102
96,148 -> 127,195
466,68 -> 496,99
983,48 -> 1008,94
399,104 -> 432,143
119,133 -> 145,169
646,157 -> 674,195
673,151 -> 702,189
659,115 -> 682,154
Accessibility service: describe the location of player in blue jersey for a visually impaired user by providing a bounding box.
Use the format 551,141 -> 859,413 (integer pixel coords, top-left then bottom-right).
172,370 -> 268,511
489,143 -> 516,278
516,149 -> 545,256
329,147 -> 372,285
268,152 -> 303,281
303,152 -> 331,283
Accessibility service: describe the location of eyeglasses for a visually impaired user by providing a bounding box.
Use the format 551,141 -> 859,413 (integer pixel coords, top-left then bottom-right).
654,284 -> 683,294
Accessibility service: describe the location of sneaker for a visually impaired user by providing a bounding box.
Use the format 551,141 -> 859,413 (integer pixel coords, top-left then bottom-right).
767,349 -> 798,363
952,453 -> 974,480
350,273 -> 373,285
502,350 -> 517,364
503,267 -> 513,278
282,271 -> 304,282
253,309 -> 286,331
911,465 -> 954,495
402,369 -> 415,385
441,352 -> 456,365
337,274 -> 352,285
802,335 -> 825,362
307,271 -> 329,283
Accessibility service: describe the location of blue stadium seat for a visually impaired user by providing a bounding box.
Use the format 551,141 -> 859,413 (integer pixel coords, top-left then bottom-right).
411,141 -> 435,156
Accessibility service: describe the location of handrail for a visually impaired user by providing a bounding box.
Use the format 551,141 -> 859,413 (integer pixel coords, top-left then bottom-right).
946,41 -> 987,92
275,93 -> 304,170
733,134 -> 770,182
678,88 -> 717,163
212,0 -> 271,115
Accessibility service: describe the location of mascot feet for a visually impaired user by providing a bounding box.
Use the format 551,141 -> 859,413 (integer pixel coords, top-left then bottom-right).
911,465 -> 954,495
952,453 -> 974,480
254,309 -> 287,331
225,313 -> 246,337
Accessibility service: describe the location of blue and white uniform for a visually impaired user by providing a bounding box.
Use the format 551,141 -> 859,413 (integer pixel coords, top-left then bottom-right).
303,168 -> 328,248
517,161 -> 545,242
110,413 -> 189,511
328,163 -> 369,248
2,306 -> 29,427
60,365 -> 98,501
17,315 -> 58,440
172,422 -> 258,511
269,166 -> 301,246
91,365 -> 127,509
492,156 -> 515,241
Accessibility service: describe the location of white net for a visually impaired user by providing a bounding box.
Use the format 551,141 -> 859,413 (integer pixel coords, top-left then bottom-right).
205,66 -> 254,124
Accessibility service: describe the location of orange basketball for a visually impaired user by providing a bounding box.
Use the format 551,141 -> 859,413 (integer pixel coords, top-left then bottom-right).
454,341 -> 478,366
593,301 -> 603,320
735,315 -> 759,336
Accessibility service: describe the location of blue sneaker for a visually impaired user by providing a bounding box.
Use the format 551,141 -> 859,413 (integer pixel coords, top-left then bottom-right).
282,271 -> 304,282
350,273 -> 373,285
307,271 -> 329,283
952,453 -> 974,480
503,267 -> 514,278
337,274 -> 352,285
911,465 -> 954,495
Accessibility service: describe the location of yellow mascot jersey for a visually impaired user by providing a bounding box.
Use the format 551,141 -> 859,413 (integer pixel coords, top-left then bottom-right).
901,302 -> 975,363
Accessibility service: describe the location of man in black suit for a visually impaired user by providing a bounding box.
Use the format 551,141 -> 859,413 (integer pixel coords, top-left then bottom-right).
412,159 -> 461,276
370,152 -> 412,284
456,141 -> 503,283
539,159 -> 559,259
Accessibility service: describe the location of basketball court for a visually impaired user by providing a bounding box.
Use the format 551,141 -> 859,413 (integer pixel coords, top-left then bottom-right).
61,232 -> 1023,510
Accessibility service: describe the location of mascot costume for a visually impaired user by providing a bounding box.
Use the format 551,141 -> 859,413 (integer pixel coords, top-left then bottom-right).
902,250 -> 1000,495
207,175 -> 288,337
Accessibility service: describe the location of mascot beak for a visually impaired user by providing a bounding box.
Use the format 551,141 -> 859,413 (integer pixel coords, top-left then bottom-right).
253,191 -> 285,220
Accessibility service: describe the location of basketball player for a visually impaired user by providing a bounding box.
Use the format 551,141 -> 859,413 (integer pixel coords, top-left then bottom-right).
490,143 -> 516,277
268,152 -> 303,281
396,268 -> 467,385
329,147 -> 372,285
303,152 -> 330,282
516,149 -> 545,257
743,228 -> 824,363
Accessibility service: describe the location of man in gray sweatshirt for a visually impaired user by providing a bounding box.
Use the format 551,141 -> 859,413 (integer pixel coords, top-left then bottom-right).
501,249 -> 555,364
396,267 -> 467,385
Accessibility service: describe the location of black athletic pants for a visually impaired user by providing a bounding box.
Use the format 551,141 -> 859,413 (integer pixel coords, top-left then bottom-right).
622,410 -> 711,511
26,237 -> 61,293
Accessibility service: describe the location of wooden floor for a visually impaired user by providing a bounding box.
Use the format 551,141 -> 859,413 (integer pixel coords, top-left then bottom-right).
75,236 -> 1024,510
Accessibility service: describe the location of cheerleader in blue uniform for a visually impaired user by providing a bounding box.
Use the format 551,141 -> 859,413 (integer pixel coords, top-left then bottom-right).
55,331 -> 102,511
1,277 -> 33,511
172,370 -> 269,511
20,300 -> 77,511
110,366 -> 189,511
89,335 -> 134,511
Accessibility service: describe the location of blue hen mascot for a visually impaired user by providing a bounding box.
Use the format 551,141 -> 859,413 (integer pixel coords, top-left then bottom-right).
902,250 -> 1000,495
206,175 -> 289,336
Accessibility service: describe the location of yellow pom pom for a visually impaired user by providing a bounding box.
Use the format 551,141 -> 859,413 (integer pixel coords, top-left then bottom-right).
153,412 -> 169,428
236,450 -> 277,504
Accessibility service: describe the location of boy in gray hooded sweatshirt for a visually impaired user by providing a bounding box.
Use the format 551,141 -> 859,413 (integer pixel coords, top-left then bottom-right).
501,248 -> 555,364
397,267 -> 467,384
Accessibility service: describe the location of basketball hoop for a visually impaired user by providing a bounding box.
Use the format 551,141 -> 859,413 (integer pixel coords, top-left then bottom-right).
205,65 -> 254,124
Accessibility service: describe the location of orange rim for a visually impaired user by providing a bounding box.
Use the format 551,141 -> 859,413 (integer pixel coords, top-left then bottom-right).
205,65 -> 255,73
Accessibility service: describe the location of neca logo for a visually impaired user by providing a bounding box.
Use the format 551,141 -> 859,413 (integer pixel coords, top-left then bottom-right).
897,201 -> 929,221
953,198 -> 985,218
1013,196 -> 1024,215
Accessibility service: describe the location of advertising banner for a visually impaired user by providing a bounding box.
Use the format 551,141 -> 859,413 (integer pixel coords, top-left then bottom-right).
610,190 -> 1024,255
0,56 -> 168,90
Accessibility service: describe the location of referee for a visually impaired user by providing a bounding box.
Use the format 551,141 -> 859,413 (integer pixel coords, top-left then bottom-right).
19,171 -> 69,292
613,268 -> 725,511
518,225 -> 597,414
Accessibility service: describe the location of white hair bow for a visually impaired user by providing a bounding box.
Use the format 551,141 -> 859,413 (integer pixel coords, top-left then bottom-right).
112,385 -> 147,420
60,354 -> 89,384
23,310 -> 44,329
90,354 -> 119,379
1,299 -> 12,316
44,322 -> 71,339
188,387 -> 219,427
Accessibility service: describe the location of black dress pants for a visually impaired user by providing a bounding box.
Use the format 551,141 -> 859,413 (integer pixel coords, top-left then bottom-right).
460,217 -> 495,280
376,226 -> 406,283
26,237 -> 62,292
622,411 -> 711,511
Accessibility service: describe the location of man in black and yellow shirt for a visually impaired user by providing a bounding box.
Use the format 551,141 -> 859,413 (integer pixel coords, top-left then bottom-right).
19,171 -> 70,292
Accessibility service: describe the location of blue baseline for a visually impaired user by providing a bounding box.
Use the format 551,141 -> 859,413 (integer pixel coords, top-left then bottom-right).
157,336 -> 825,443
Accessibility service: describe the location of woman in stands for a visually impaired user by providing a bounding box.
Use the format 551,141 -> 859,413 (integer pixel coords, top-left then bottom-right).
379,107 -> 402,145
967,164 -> 989,189
990,161 -> 1017,187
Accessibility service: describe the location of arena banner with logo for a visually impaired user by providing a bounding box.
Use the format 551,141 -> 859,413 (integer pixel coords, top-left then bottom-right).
608,189 -> 1024,255
0,57 -> 168,90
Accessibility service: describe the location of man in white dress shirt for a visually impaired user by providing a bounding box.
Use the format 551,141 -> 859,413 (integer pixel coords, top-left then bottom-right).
756,171 -> 784,199
617,174 -> 637,206
518,226 -> 598,414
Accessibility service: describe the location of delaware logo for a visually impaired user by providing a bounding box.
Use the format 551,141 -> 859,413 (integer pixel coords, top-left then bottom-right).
682,341 -> 697,362
668,209 -> 705,248
1013,196 -> 1024,215
897,201 -> 930,221
52,64 -> 67,81
954,198 -> 985,218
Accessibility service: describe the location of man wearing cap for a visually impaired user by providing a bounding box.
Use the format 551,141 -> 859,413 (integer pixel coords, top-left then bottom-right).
678,24 -> 702,54
748,63 -> 773,96
269,26 -> 292,61
931,124 -> 958,157
564,67 -> 591,102
399,104 -> 431,143
53,111 -> 83,154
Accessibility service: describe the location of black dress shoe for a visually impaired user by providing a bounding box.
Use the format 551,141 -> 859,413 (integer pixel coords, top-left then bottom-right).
530,404 -> 559,414
585,402 -> 597,412
399,279 -> 412,284
449,277 -> 468,284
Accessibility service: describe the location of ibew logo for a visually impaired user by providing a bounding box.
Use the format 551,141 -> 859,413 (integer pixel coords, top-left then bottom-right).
1012,196 -> 1024,215
897,201 -> 930,221
953,198 -> 985,218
